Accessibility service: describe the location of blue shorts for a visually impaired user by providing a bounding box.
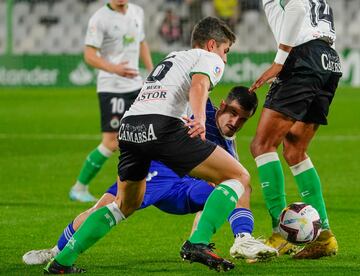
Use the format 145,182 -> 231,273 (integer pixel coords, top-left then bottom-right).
106,161 -> 214,214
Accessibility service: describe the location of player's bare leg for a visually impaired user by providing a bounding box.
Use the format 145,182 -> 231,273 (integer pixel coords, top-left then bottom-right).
70,132 -> 118,202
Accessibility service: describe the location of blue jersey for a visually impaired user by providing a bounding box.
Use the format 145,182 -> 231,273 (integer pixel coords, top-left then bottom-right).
106,98 -> 238,214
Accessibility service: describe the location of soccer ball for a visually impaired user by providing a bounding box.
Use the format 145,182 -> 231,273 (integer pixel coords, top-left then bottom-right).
279,202 -> 321,244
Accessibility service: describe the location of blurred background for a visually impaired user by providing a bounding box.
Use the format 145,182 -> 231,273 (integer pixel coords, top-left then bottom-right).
0,0 -> 359,88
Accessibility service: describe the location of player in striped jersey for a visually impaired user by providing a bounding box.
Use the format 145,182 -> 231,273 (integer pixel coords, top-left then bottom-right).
249,0 -> 342,259
24,87 -> 277,269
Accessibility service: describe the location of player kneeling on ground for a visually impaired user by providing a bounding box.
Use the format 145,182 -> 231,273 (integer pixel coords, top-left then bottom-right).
24,87 -> 277,271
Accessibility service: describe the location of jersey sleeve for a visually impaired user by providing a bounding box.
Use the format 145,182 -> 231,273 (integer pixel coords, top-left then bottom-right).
190,52 -> 225,89
84,14 -> 104,48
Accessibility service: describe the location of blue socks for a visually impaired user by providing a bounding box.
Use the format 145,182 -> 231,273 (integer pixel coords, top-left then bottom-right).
228,208 -> 254,236
57,222 -> 76,250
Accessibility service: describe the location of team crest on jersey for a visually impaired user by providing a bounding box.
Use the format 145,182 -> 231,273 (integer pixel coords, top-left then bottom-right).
123,34 -> 135,46
118,123 -> 157,143
213,66 -> 221,76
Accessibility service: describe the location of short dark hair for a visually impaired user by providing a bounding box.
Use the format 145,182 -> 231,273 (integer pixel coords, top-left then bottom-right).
191,17 -> 236,48
226,86 -> 258,116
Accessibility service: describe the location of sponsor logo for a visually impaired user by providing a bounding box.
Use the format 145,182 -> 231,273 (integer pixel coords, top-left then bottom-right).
261,181 -> 270,188
135,87 -> 167,102
321,53 -> 342,73
301,190 -> 310,197
67,237 -> 76,250
104,213 -> 115,227
69,62 -> 94,85
123,34 -> 135,46
214,66 -> 222,76
118,123 -> 157,143
0,66 -> 59,85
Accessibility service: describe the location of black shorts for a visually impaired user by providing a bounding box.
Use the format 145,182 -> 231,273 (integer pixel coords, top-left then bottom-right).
264,39 -> 342,125
117,115 -> 217,181
98,90 -> 140,132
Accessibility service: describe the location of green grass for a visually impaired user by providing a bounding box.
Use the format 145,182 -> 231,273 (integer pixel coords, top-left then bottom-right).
0,85 -> 360,275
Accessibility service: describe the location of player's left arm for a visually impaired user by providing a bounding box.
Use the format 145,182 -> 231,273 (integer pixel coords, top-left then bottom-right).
140,40 -> 154,73
184,74 -> 211,141
250,0 -> 306,92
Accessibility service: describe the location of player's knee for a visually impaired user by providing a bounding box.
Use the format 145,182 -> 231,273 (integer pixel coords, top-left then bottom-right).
250,136 -> 278,158
250,137 -> 267,157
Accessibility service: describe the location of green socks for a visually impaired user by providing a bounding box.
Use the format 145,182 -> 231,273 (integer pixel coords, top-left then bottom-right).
55,202 -> 125,266
255,152 -> 286,230
77,144 -> 113,185
189,180 -> 244,244
290,158 -> 330,229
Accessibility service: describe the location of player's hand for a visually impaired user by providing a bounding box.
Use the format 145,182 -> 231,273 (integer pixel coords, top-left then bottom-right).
112,61 -> 139,78
249,63 -> 283,92
182,116 -> 206,141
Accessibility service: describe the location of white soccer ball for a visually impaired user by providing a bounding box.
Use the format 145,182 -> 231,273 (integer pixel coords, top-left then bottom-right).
279,202 -> 321,244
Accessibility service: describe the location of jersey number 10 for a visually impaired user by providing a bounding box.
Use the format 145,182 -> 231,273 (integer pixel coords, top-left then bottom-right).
309,0 -> 335,33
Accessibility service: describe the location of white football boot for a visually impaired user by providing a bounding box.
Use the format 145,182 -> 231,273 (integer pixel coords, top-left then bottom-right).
230,233 -> 278,261
22,246 -> 59,265
69,184 -> 97,202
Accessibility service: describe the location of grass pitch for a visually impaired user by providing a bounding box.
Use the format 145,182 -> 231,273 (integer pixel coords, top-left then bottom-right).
0,85 -> 360,275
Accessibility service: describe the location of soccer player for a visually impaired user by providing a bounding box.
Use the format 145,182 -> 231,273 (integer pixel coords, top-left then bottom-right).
44,17 -> 259,273
249,0 -> 342,258
69,0 -> 153,202
24,87 -> 277,266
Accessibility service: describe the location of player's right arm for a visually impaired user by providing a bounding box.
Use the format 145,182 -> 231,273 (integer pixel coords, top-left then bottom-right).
250,0 -> 306,91
84,46 -> 138,78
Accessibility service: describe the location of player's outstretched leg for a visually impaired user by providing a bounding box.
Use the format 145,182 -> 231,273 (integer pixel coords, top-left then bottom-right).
180,241 -> 234,272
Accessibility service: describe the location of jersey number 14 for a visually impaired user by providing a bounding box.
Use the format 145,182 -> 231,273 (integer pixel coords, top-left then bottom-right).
309,0 -> 335,33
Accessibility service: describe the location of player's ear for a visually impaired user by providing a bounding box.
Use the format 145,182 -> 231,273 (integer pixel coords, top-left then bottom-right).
219,100 -> 227,112
206,39 -> 216,51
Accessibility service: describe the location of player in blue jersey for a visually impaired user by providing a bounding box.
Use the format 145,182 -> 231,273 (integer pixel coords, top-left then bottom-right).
23,86 -> 277,269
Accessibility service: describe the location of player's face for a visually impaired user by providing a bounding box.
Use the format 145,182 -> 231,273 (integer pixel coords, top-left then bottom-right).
207,40 -> 231,64
217,100 -> 252,137
112,0 -> 128,7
